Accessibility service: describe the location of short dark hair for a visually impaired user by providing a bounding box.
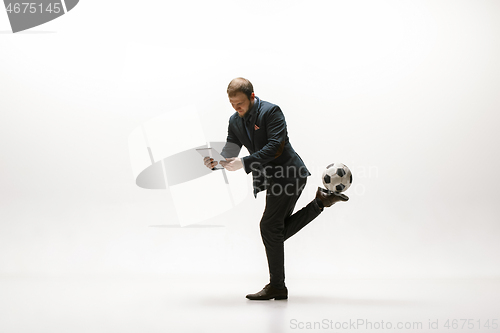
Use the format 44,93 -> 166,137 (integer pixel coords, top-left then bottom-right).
227,77 -> 254,100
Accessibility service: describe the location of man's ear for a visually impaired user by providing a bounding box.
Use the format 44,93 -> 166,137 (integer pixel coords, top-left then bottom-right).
250,92 -> 255,100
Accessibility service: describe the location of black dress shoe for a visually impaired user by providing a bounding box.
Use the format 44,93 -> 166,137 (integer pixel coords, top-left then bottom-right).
246,284 -> 288,300
315,187 -> 349,208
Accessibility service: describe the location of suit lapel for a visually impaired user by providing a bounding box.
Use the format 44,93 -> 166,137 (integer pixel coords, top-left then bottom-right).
235,116 -> 253,150
249,98 -> 260,148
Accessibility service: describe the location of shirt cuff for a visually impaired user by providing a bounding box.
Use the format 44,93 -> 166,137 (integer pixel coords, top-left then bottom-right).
241,156 -> 250,174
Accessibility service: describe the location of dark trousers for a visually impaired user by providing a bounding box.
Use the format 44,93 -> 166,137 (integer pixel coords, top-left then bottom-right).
260,177 -> 322,289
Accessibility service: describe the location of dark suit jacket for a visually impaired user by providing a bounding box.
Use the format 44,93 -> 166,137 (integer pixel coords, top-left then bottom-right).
221,97 -> 311,197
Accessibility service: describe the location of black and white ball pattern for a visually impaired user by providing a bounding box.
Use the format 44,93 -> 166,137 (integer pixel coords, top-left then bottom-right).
322,163 -> 352,193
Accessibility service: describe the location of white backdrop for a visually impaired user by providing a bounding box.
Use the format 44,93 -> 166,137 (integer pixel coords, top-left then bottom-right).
1,0 -> 499,281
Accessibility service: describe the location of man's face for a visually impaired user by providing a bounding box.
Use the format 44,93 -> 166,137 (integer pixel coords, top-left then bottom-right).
229,92 -> 255,118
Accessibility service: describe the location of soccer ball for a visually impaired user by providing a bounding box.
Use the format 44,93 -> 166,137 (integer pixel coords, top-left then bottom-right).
322,163 -> 352,193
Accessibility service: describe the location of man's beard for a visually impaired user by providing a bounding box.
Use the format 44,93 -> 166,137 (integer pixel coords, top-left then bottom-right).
237,109 -> 248,118
237,100 -> 254,118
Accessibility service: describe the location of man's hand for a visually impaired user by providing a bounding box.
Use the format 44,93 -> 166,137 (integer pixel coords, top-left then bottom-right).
203,156 -> 218,169
219,157 -> 243,171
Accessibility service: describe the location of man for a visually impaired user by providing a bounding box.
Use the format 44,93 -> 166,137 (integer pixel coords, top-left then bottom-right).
203,77 -> 348,300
